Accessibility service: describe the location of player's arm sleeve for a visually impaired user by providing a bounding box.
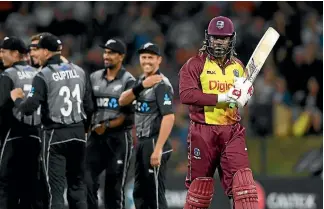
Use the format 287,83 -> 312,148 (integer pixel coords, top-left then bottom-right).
155,83 -> 174,116
120,78 -> 136,121
125,79 -> 136,91
0,75 -> 14,111
83,72 -> 95,115
121,78 -> 136,112
119,78 -> 139,106
179,58 -> 218,106
83,72 -> 95,130
15,75 -> 46,116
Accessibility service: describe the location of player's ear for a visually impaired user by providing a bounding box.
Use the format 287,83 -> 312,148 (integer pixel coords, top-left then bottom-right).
12,50 -> 19,58
157,55 -> 162,65
120,54 -> 125,62
44,49 -> 49,57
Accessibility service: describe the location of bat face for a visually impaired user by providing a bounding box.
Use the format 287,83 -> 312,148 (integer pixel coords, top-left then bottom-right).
229,27 -> 279,109
246,27 -> 280,83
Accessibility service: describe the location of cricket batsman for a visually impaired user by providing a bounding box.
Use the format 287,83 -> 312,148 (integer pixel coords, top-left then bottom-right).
179,16 -> 258,209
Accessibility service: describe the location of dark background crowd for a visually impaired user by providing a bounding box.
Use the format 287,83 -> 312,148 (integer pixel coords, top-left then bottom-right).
0,1 -> 322,176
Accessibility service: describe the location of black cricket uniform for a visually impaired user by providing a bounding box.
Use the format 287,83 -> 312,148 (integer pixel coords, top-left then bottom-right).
86,67 -> 135,209
0,61 -> 42,209
133,71 -> 174,209
14,55 -> 94,209
0,60 -> 8,155
0,61 -> 11,148
0,74 -> 12,149
0,49 -> 8,146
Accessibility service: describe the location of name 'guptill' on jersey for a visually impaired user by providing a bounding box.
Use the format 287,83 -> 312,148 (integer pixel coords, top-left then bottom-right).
14,55 -> 94,129
38,64 -> 87,124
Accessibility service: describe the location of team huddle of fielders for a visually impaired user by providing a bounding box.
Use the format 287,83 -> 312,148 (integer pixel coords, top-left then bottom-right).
0,15 -> 260,209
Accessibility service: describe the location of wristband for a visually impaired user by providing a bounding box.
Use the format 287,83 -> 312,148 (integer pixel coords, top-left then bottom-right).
132,82 -> 144,97
217,93 -> 227,103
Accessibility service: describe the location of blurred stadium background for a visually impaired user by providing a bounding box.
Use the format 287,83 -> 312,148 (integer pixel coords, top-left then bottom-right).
0,1 -> 322,209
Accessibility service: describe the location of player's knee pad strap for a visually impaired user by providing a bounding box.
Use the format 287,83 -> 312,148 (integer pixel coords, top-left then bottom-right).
184,177 -> 214,209
232,168 -> 258,209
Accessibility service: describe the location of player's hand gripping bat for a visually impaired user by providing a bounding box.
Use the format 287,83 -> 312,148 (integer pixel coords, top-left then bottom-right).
229,27 -> 280,108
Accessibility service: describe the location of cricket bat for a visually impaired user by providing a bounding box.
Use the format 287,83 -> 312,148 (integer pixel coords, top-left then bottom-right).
229,27 -> 280,108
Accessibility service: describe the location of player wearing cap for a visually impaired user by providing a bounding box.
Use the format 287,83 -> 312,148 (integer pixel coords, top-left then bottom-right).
0,36 -> 42,209
179,16 -> 257,209
28,32 -> 76,208
10,34 -> 94,209
119,43 -> 174,209
85,38 -> 135,209
29,32 -> 68,69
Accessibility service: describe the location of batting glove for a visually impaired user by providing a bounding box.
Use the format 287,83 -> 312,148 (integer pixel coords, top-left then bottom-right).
233,77 -> 246,88
218,86 -> 242,103
235,80 -> 254,108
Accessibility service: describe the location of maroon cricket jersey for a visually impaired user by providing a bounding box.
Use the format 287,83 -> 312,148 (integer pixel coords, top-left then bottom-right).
179,53 -> 246,125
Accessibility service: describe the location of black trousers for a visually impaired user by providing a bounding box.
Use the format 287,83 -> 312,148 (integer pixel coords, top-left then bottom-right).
0,121 -> 10,150
42,125 -> 87,209
133,137 -> 172,209
0,126 -> 42,209
85,130 -> 132,209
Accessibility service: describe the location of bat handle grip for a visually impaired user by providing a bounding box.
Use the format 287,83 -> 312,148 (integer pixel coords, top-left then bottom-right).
229,102 -> 236,109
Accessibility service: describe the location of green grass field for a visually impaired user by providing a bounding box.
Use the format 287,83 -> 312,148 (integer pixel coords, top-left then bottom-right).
247,136 -> 323,176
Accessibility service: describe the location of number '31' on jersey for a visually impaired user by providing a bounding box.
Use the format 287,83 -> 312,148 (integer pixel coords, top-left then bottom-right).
14,55 -> 94,129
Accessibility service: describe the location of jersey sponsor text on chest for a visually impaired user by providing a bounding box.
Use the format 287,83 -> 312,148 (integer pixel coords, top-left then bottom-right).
96,97 -> 118,108
208,80 -> 233,92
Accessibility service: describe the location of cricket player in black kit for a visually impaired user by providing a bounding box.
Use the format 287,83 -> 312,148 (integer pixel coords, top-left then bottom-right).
0,42 -> 10,149
0,37 -> 42,209
27,32 -> 72,209
85,39 -> 135,209
119,43 -> 175,209
10,34 -> 94,209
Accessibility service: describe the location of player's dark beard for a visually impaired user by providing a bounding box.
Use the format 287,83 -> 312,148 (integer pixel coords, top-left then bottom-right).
105,63 -> 117,70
